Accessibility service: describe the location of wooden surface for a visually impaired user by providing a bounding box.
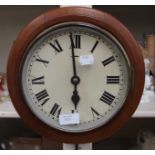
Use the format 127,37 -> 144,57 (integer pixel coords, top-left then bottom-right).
7,7 -> 145,143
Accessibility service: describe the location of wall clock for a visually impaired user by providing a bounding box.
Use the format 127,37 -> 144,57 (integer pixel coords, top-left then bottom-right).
7,7 -> 144,143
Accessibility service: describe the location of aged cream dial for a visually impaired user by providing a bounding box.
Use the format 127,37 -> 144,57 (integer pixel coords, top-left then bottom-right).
21,23 -> 130,132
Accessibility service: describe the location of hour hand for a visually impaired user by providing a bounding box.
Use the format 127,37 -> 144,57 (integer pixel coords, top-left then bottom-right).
71,90 -> 80,110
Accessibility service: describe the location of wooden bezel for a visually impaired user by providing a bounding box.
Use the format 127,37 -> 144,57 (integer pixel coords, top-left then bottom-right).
7,7 -> 144,143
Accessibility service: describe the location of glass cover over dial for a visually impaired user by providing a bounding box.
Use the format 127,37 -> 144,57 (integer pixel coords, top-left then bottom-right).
21,22 -> 130,132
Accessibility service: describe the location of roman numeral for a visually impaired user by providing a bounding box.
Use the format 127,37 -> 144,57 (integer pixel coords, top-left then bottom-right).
32,76 -> 45,85
91,41 -> 99,53
70,34 -> 81,49
49,39 -> 63,53
36,58 -> 49,66
102,56 -> 115,66
100,91 -> 115,105
50,103 -> 62,118
91,107 -> 100,118
107,76 -> 120,84
35,89 -> 50,105
36,55 -> 49,67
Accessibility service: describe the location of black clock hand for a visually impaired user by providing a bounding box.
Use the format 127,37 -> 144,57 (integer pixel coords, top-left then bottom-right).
70,33 -> 78,77
70,33 -> 80,110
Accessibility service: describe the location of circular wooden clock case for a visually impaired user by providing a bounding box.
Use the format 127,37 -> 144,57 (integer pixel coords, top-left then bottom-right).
7,7 -> 144,143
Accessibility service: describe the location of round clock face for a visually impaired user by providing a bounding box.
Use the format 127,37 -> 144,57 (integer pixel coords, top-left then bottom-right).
21,22 -> 130,132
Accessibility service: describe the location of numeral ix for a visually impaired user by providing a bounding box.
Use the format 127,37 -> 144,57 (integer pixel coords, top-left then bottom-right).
32,76 -> 45,85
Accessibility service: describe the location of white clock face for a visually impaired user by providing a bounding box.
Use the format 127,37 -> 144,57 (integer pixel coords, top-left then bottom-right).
21,22 -> 130,132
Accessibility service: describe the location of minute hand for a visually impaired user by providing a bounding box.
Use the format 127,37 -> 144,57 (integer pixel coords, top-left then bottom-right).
70,34 -> 77,76
70,33 -> 80,110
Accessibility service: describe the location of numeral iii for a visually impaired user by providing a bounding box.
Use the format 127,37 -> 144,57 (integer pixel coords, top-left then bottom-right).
107,76 -> 120,84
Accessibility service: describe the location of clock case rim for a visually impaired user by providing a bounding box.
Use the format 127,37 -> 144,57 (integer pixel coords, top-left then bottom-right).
7,7 -> 145,143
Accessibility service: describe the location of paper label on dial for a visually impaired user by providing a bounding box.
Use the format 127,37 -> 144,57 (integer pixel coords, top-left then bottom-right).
59,113 -> 80,125
79,54 -> 94,65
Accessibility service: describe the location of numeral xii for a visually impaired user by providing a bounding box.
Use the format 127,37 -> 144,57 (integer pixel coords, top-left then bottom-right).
70,34 -> 81,49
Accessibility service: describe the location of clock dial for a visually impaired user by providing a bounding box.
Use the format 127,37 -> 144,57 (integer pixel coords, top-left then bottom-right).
21,23 -> 130,132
